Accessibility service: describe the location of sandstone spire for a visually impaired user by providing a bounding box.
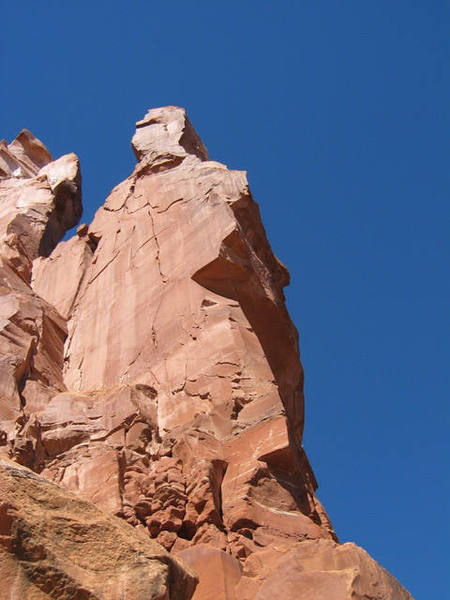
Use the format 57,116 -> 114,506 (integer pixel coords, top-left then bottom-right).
0,109 -> 414,599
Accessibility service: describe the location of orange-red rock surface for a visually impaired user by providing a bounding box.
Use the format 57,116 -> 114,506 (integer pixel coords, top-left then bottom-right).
0,107 -> 414,599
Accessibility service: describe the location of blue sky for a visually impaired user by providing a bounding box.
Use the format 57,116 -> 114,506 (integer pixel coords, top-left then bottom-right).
2,2 -> 449,597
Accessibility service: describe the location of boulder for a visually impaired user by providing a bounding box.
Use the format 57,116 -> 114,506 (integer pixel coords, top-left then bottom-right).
0,458 -> 197,599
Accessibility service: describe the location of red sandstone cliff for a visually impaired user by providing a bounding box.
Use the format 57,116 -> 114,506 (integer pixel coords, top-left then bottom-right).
0,108 -> 413,599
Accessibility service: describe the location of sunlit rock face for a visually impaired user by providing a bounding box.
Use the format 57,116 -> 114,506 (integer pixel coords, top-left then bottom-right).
0,459 -> 197,600
0,130 -> 81,447
0,108 -> 414,600
0,130 -> 81,279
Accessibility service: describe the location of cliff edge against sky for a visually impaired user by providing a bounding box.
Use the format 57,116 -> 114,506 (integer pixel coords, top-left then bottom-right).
0,107 -> 413,599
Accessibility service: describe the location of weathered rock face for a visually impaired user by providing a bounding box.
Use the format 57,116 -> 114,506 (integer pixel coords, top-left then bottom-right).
0,133 -> 81,452
0,458 -> 197,600
0,130 -> 195,599
0,107 -> 414,599
30,106 -> 333,554
0,130 -> 81,279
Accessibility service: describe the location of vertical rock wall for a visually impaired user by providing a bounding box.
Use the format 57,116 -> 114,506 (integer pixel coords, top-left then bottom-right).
0,108 -> 414,600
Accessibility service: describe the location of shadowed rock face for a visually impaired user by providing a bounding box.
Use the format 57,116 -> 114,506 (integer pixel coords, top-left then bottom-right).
0,108 -> 414,599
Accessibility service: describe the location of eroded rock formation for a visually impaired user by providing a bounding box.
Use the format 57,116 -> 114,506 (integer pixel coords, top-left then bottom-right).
0,107 -> 413,599
0,459 -> 196,599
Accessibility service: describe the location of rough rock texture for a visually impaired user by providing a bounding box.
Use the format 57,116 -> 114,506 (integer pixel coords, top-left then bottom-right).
0,134 -> 81,449
0,129 -> 195,599
0,458 -> 197,599
0,107 -> 413,599
0,130 -> 81,279
234,539 -> 412,600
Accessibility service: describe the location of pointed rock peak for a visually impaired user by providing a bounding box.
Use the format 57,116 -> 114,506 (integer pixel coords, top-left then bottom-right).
0,130 -> 81,276
131,106 -> 209,167
10,129 -> 53,165
5,129 -> 53,177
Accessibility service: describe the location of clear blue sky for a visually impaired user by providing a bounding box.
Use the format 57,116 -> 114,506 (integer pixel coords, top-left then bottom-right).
2,2 -> 448,597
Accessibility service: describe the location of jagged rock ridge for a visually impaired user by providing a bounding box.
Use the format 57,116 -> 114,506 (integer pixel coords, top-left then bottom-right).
0,107 -> 413,599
